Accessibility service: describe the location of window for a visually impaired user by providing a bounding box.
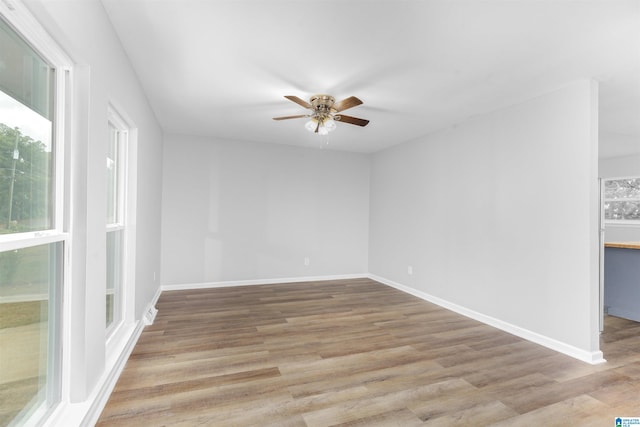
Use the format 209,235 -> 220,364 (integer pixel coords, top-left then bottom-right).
603,177 -> 640,223
0,9 -> 69,426
106,108 -> 128,334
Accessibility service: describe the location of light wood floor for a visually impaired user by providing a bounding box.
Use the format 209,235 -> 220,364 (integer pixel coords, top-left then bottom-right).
97,278 -> 640,426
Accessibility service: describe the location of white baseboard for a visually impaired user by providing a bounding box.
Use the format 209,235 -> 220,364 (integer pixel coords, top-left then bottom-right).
44,320 -> 146,427
161,273 -> 369,291
48,287 -> 162,426
47,292 -> 161,427
368,274 -> 606,365
80,320 -> 146,426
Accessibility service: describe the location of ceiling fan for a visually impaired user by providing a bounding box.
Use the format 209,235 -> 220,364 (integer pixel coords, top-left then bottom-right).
273,94 -> 369,135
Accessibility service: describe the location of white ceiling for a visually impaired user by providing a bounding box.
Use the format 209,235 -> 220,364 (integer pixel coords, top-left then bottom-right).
101,0 -> 640,156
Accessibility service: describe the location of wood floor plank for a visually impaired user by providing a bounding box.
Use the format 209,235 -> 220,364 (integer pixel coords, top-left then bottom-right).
489,394 -> 614,427
421,400 -> 518,426
328,407 -> 424,427
302,382 -> 465,427
97,278 -> 640,426
499,369 -> 631,414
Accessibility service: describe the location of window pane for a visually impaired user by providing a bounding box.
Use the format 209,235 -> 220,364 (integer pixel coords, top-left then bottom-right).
0,90 -> 53,234
0,242 -> 61,425
106,124 -> 118,225
1,16 -> 54,235
0,18 -> 53,120
106,230 -> 123,329
604,178 -> 640,200
604,200 -> 640,221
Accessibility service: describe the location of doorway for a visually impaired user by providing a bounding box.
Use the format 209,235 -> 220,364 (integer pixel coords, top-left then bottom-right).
599,175 -> 640,337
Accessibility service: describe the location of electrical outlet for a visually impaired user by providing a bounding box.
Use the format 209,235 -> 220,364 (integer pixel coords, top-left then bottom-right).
304,257 -> 310,266
407,265 -> 413,275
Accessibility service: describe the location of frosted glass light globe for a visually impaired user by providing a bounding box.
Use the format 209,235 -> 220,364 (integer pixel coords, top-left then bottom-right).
305,120 -> 317,132
324,118 -> 336,132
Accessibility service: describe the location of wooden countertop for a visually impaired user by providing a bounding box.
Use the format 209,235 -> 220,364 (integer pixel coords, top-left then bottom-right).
605,241 -> 640,250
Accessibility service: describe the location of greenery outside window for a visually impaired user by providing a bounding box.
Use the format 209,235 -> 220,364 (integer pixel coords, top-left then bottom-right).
603,177 -> 640,223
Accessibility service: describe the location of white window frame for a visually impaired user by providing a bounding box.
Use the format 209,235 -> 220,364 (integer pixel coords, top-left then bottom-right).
104,103 -> 138,362
0,0 -> 72,424
106,105 -> 129,338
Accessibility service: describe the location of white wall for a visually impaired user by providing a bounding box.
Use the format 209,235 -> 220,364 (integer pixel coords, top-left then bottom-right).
599,131 -> 640,161
25,0 -> 163,405
600,153 -> 640,178
369,80 -> 601,360
161,135 -> 370,286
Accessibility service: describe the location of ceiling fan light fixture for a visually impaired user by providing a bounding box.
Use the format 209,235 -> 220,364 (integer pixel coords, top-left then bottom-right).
274,94 -> 368,135
305,116 -> 336,135
305,119 -> 318,132
324,118 -> 336,132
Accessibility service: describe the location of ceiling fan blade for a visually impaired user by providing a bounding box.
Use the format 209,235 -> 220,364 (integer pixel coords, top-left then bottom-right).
284,95 -> 312,109
333,96 -> 363,112
336,114 -> 369,127
272,114 -> 308,121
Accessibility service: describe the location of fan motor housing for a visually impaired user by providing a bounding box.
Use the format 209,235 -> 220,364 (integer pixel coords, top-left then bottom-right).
310,94 -> 335,111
